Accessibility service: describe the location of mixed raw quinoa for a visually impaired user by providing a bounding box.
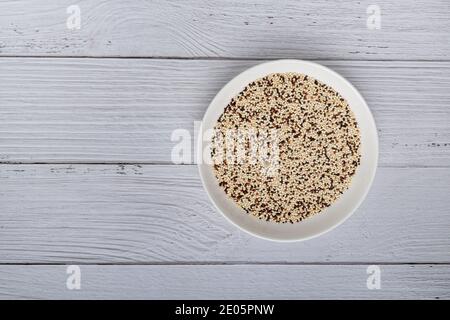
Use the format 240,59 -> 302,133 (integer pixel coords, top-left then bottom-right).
211,73 -> 361,223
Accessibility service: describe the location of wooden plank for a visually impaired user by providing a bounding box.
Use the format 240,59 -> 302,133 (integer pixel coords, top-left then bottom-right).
0,164 -> 449,264
0,1 -> 449,59
0,264 -> 448,299
1,58 -> 449,166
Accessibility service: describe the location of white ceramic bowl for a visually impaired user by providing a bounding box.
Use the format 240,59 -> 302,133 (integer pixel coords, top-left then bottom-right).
197,60 -> 378,242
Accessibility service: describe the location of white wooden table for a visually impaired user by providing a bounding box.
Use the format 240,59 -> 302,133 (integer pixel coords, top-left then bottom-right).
0,0 -> 449,299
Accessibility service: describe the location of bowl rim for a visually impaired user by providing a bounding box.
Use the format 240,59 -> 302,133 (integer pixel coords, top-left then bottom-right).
197,59 -> 379,242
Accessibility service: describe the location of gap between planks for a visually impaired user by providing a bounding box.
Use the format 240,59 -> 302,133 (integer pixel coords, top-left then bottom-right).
0,162 -> 449,169
0,262 -> 450,266
0,161 -> 450,169
2,56 -> 450,62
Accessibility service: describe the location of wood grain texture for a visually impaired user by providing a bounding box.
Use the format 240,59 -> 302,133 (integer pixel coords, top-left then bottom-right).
0,164 -> 449,264
0,0 -> 449,59
0,264 -> 448,299
1,58 -> 449,166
